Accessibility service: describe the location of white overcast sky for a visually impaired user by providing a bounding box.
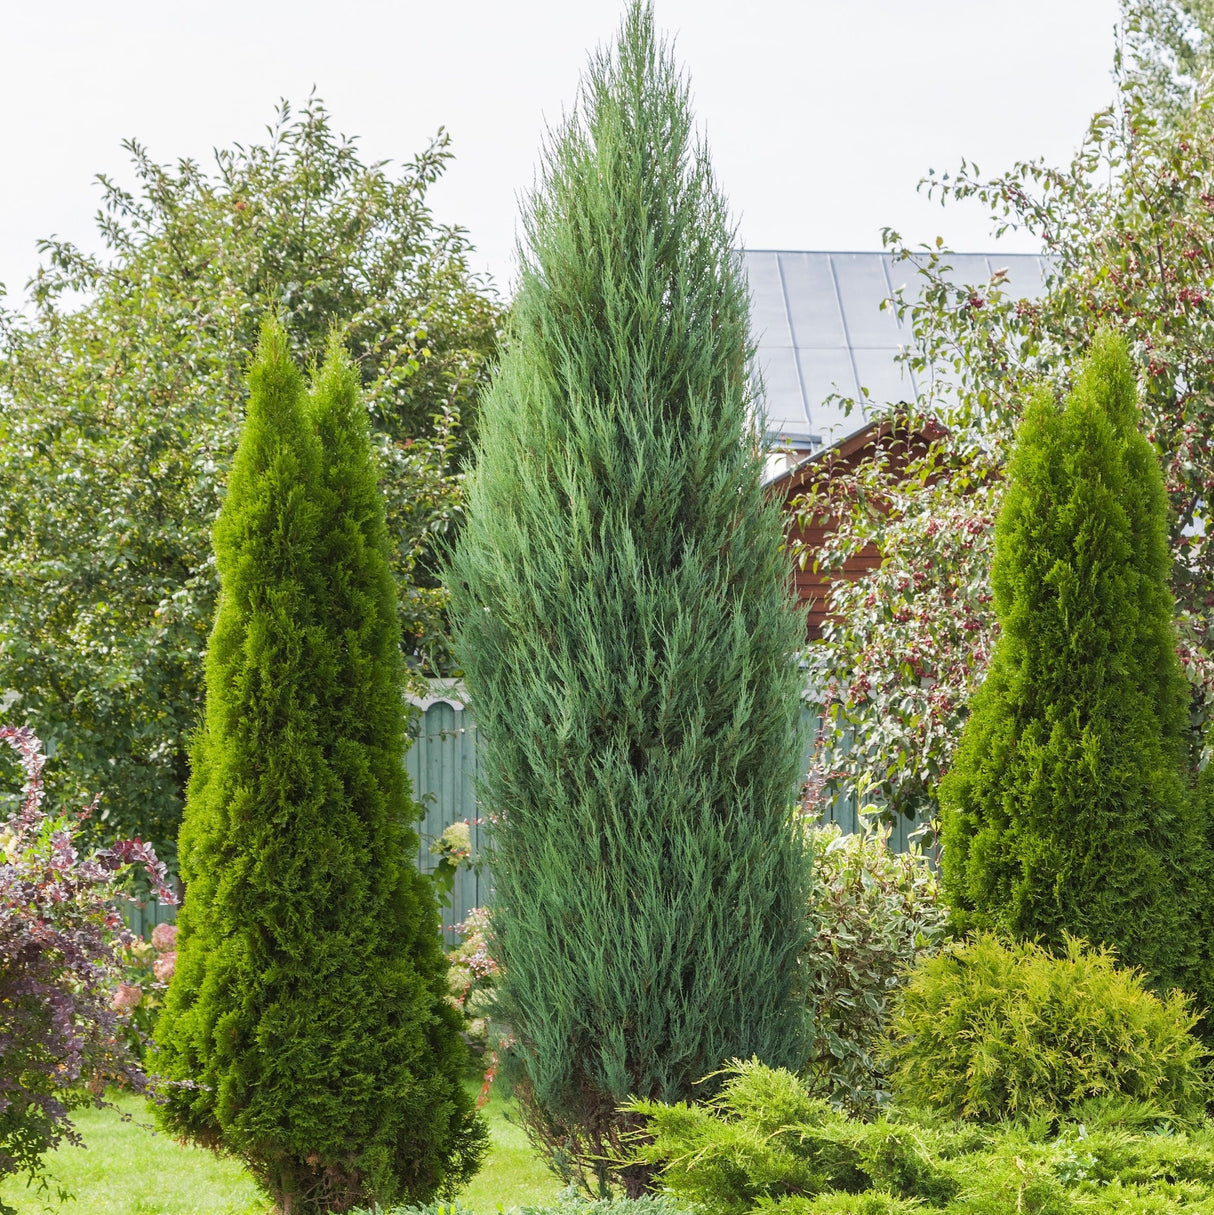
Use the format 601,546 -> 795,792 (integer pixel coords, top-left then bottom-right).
2,0 -> 1119,303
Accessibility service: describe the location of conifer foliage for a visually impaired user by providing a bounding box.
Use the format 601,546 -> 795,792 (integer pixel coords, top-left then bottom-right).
448,5 -> 811,1193
940,332 -> 1210,1005
154,321 -> 485,1214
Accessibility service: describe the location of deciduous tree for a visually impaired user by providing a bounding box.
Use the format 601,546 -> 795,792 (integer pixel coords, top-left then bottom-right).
0,97 -> 501,851
797,1 -> 1214,820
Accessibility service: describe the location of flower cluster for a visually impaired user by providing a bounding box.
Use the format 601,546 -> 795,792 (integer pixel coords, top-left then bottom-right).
447,906 -> 499,1022
152,921 -> 178,982
433,819 -> 473,864
428,818 -> 482,910
116,920 -> 178,1058
446,906 -> 504,1105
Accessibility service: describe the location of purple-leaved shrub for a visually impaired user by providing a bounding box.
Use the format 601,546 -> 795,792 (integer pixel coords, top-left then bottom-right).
0,724 -> 173,1210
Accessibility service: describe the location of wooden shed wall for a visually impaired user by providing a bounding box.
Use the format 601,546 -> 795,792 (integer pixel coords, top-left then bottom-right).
775,419 -> 941,640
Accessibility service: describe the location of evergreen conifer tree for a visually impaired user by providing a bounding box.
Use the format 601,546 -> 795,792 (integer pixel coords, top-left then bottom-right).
940,331 -> 1210,1005
447,4 -> 811,1194
154,322 -> 485,1214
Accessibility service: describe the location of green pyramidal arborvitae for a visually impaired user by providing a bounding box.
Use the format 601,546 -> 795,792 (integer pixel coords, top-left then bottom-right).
941,330 -> 1212,1013
154,321 -> 486,1213
447,4 -> 812,1194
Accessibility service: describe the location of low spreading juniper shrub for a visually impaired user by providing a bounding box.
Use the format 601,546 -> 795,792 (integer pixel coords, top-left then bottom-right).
624,1061 -> 1214,1215
373,1196 -> 693,1215
624,1061 -> 965,1215
514,1198 -> 693,1215
883,934 -> 1210,1126
765,1197 -> 919,1215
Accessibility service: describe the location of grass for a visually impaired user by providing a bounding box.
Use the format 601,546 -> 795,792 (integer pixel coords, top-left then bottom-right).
457,1084 -> 562,1213
0,1082 -> 559,1215
0,1093 -> 263,1215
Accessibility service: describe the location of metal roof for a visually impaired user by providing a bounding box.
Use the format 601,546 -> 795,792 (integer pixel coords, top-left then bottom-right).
745,249 -> 1050,449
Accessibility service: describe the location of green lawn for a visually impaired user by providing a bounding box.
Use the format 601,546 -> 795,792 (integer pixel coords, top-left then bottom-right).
1,1084 -> 559,1215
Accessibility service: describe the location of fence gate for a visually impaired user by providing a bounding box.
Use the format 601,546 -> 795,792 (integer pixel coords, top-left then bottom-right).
406,681 -> 487,943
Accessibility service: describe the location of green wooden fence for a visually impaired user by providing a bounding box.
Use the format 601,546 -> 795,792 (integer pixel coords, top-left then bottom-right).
121,682 -> 920,939
406,681 -> 486,943
117,891 -> 179,940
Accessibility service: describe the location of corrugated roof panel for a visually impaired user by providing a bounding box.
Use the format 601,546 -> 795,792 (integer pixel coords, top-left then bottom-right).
880,251 -> 1048,297
746,250 -> 792,343
796,345 -> 857,408
883,254 -> 926,297
830,252 -> 904,348
852,346 -> 917,408
1013,255 -> 1049,295
756,345 -> 809,433
795,346 -> 860,442
776,252 -> 847,347
943,253 -> 1000,288
744,249 -> 1051,452
797,366 -> 862,442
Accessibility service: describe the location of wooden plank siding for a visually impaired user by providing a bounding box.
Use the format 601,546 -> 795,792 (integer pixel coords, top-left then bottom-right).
788,516 -> 883,639
772,416 -> 945,640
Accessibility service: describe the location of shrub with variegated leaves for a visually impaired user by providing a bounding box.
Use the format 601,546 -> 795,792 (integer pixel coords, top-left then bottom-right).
448,907 -> 499,1046
801,812 -> 946,1114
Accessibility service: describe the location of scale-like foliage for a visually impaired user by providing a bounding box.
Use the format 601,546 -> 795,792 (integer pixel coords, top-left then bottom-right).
940,332 -> 1211,1004
448,4 -> 810,1194
154,322 -> 484,1213
885,935 -> 1210,1126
